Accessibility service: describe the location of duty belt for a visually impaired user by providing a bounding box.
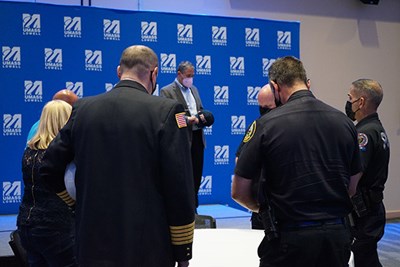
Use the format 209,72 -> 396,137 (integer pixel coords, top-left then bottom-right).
280,218 -> 344,230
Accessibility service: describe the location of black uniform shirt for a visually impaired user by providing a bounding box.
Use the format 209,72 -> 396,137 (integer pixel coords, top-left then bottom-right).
235,90 -> 362,222
356,113 -> 390,193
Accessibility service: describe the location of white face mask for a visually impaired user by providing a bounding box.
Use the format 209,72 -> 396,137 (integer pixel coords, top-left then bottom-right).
182,77 -> 193,88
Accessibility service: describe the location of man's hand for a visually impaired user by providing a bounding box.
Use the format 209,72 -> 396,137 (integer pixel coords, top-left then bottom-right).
177,260 -> 189,267
186,116 -> 199,125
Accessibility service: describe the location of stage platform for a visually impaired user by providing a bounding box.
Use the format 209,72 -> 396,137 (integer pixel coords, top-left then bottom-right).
1,205 -> 400,266
0,204 -> 251,258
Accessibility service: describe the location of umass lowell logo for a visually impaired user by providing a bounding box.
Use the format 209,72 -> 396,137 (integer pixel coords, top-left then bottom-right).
214,145 -> 229,165
66,82 -> 83,98
214,86 -> 229,106
277,31 -> 291,50
177,24 -> 193,44
3,114 -> 22,136
141,21 -> 157,42
247,86 -> 261,106
24,80 -> 43,102
104,19 -> 120,40
230,57 -> 245,76
3,181 -> 22,204
199,176 -> 212,196
212,26 -> 227,46
64,16 -> 81,38
262,58 -> 276,77
2,46 -> 21,69
196,55 -> 211,75
85,50 -> 102,71
22,13 -> 41,35
231,116 -> 246,135
44,48 -> 62,70
160,53 -> 176,74
245,27 -> 259,47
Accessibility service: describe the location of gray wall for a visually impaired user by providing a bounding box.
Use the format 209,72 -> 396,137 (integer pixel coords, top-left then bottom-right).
5,0 -> 400,216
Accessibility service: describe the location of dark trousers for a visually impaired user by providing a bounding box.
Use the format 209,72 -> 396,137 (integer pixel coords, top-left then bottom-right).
191,130 -> 204,208
351,202 -> 385,267
18,226 -> 77,267
258,223 -> 351,267
251,212 -> 264,230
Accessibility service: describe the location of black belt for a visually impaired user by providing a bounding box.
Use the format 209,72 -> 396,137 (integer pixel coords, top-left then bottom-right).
280,218 -> 344,230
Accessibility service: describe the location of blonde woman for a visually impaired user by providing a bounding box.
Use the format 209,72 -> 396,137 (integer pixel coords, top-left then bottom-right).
17,100 -> 77,267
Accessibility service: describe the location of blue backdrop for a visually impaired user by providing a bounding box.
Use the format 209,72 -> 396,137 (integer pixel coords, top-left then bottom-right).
0,1 -> 299,214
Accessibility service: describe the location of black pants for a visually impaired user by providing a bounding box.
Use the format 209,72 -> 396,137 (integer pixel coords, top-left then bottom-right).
351,202 -> 385,267
251,212 -> 264,230
191,130 -> 204,208
18,226 -> 77,267
258,223 -> 351,267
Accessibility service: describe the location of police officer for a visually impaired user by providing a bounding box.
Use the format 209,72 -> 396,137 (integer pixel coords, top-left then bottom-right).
232,56 -> 362,267
346,79 -> 389,267
235,84 -> 276,230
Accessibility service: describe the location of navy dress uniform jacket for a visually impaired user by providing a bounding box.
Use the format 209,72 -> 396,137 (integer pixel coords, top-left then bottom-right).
40,80 -> 195,267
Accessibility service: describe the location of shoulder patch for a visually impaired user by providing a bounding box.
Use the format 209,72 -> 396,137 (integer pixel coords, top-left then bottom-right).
358,132 -> 368,151
381,132 -> 389,150
243,121 -> 256,143
175,112 -> 187,128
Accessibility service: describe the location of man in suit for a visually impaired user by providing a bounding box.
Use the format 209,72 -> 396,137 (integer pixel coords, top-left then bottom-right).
41,45 -> 195,267
160,61 -> 206,209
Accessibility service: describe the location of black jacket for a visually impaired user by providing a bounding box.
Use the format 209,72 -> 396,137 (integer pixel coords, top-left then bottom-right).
41,80 -> 195,267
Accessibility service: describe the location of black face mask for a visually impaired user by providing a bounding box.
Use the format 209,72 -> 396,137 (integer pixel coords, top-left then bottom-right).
345,99 -> 360,121
259,106 -> 271,116
269,82 -> 282,107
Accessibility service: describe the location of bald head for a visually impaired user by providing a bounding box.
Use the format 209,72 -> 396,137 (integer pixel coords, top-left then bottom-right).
52,89 -> 78,106
258,84 -> 276,109
117,45 -> 159,94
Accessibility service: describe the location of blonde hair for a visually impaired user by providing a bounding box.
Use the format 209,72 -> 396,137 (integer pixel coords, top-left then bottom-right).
28,100 -> 72,150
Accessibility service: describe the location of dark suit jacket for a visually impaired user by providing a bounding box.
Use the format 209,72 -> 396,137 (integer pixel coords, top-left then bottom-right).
160,81 -> 205,146
41,80 -> 195,267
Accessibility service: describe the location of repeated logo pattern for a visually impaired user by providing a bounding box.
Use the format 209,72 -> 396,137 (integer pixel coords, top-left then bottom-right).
0,1 -> 298,212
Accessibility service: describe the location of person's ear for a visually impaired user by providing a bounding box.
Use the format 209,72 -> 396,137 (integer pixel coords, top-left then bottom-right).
117,66 -> 122,79
153,67 -> 158,78
359,96 -> 366,109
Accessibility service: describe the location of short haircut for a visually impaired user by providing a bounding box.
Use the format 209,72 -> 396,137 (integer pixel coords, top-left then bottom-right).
177,61 -> 194,73
119,45 -> 158,79
351,79 -> 383,109
268,56 -> 308,87
28,100 -> 72,150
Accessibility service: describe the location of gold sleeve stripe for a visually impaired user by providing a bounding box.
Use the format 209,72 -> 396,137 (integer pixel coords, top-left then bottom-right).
57,190 -> 76,207
170,221 -> 195,245
171,233 -> 194,245
170,221 -> 195,231
171,237 -> 194,246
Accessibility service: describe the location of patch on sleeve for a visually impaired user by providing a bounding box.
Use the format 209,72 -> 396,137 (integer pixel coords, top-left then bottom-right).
175,112 -> 187,128
381,132 -> 389,150
243,121 -> 256,143
358,132 -> 368,151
